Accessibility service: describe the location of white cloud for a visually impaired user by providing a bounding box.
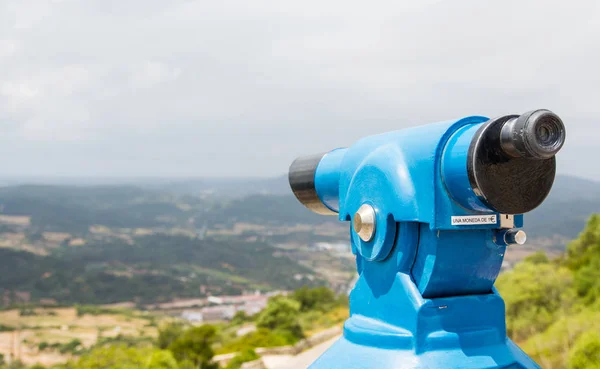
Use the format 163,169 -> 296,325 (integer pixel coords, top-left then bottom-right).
0,0 -> 598,179
130,61 -> 182,88
0,39 -> 18,60
0,82 -> 38,99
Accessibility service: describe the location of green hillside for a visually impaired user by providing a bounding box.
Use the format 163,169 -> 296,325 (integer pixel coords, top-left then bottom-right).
497,214 -> 600,368
0,175 -> 597,306
0,234 -> 316,304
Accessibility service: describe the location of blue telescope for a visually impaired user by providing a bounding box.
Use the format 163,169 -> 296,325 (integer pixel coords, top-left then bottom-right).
289,110 -> 566,369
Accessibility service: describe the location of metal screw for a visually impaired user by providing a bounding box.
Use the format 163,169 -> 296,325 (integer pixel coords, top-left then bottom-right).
353,204 -> 376,242
504,229 -> 527,245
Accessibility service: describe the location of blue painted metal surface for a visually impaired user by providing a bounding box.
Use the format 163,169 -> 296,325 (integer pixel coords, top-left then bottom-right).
307,116 -> 540,369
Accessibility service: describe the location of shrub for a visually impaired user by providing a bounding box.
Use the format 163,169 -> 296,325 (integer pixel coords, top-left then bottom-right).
225,349 -> 260,369
168,325 -> 218,368
568,331 -> 600,369
256,297 -> 303,340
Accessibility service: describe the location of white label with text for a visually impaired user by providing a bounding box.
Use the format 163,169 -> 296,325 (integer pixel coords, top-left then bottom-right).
451,214 -> 497,225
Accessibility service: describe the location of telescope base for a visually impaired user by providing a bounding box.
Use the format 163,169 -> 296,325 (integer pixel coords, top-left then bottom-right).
309,335 -> 540,369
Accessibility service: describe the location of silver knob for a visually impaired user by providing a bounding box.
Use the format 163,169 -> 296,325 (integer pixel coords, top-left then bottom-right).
504,229 -> 527,245
353,204 -> 376,242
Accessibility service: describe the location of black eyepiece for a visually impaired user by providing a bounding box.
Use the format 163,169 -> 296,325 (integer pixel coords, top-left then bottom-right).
500,109 -> 566,159
468,109 -> 566,214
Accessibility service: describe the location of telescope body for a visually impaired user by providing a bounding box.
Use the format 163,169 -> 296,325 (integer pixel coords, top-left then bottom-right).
289,110 -> 565,369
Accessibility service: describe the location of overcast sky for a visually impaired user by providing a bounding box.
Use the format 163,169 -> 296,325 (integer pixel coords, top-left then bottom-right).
0,0 -> 598,180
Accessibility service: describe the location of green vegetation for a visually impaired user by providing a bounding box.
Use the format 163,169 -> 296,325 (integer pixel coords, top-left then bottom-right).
0,185 -> 337,306
0,234 -> 318,304
93,334 -> 156,349
68,346 -> 180,369
217,288 -> 348,355
496,257 -> 575,341
19,308 -> 37,317
2,215 -> 599,369
1,325 -> 215,369
216,328 -> 297,354
0,185 -> 326,235
0,324 -> 15,332
223,350 -> 259,369
3,176 -> 595,241
568,331 -> 600,369
292,286 -> 344,312
158,323 -> 185,350
37,339 -> 83,355
497,213 -> 600,369
256,297 -> 303,340
0,185 -> 190,234
0,287 -> 347,369
74,305 -> 147,319
0,182 -> 598,368
167,326 -> 218,368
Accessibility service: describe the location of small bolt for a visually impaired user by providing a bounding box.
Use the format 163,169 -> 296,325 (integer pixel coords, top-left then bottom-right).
504,229 -> 527,245
353,204 -> 376,242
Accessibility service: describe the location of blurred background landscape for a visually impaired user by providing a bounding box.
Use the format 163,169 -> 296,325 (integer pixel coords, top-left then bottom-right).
2,0 -> 600,368
0,174 -> 598,307
0,175 -> 598,369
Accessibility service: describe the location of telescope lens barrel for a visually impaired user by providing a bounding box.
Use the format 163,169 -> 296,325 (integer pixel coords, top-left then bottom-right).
288,153 -> 335,215
289,149 -> 345,215
500,109 -> 566,159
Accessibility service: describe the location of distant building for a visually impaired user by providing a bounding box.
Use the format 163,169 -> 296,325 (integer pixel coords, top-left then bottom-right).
207,296 -> 224,305
201,305 -> 236,321
180,293 -> 272,322
181,311 -> 204,323
237,300 -> 267,316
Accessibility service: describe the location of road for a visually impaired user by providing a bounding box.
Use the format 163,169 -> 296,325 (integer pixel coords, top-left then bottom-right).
262,336 -> 340,369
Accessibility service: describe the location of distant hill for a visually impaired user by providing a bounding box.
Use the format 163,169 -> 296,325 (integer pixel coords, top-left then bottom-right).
150,176 -> 290,197
192,174 -> 599,248
526,175 -> 600,243
0,185 -> 195,234
0,176 -> 291,198
0,234 -> 316,304
0,184 -> 328,305
0,174 -> 597,242
174,174 -> 599,245
0,174 -> 597,305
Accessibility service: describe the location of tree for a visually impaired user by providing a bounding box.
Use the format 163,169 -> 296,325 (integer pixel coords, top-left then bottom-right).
568,331 -> 600,369
292,286 -> 337,312
168,325 -> 218,369
565,214 -> 600,304
257,296 -> 303,339
74,345 -> 150,369
566,214 -> 600,271
218,328 -> 296,354
496,260 -> 575,341
523,251 -> 549,265
145,350 -> 179,369
230,311 -> 250,325
158,322 -> 185,349
573,256 -> 600,304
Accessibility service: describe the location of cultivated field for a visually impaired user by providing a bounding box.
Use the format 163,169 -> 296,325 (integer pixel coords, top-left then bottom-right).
0,307 -> 165,366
